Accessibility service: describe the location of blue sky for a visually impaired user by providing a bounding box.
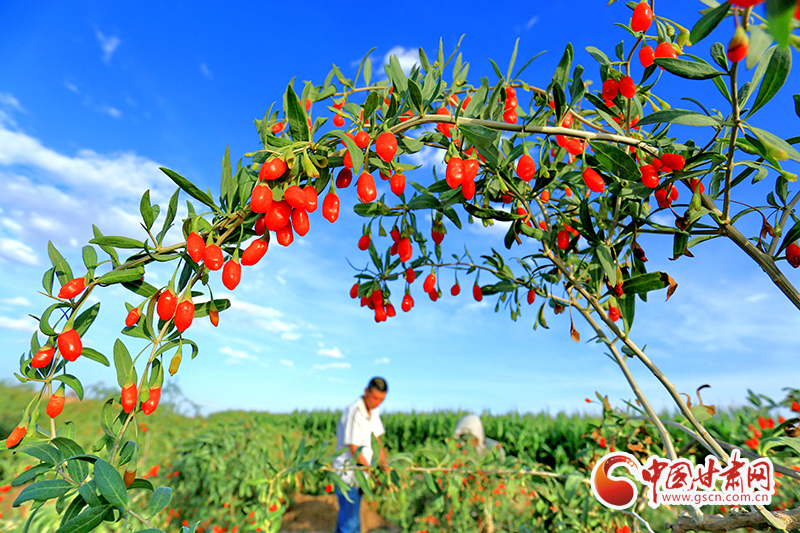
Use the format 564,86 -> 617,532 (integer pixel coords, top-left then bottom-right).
1,2 -> 799,418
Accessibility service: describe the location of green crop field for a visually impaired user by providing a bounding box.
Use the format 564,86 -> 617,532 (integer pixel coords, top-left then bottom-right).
3,381 -> 800,533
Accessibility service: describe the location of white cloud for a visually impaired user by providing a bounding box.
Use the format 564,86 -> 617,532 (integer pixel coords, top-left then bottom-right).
0,93 -> 24,114
374,357 -> 390,364
318,346 -> 344,358
407,144 -> 444,170
0,123 -> 174,261
383,46 -> 420,76
227,297 -> 302,341
101,105 -> 122,119
95,29 -> 121,64
0,238 -> 40,265
200,63 -> 213,80
64,81 -> 79,94
280,359 -> 294,367
2,296 -> 31,306
525,16 -> 539,30
220,346 -> 257,364
313,362 -> 351,370
0,314 -> 38,331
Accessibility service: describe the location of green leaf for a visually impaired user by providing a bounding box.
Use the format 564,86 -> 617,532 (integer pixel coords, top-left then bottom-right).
386,54 -> 408,94
139,190 -> 156,230
766,0 -> 797,47
220,146 -> 234,209
589,141 -> 640,178
622,272 -> 668,295
52,374 -> 84,400
94,460 -> 128,509
778,222 -> 800,254
596,244 -> 617,286
51,438 -> 89,484
81,348 -> 110,367
326,130 -> 364,175
795,94 -> 800,118
407,194 -> 440,210
463,203 -> 518,222
459,123 -> 498,148
48,241 -> 73,287
96,267 -> 145,286
156,188 -> 180,246
747,45 -> 791,118
19,441 -> 62,465
506,38 -> 519,82
148,487 -> 172,518
81,246 -> 97,272
408,79 -> 423,115
652,57 -> 724,80
11,464 -> 51,487
121,280 -> 159,298
13,479 -> 72,507
54,504 -> 112,533
553,43 -> 573,88
113,339 -> 133,388
286,84 -> 310,142
690,1 -> 730,45
72,303 -> 100,337
89,236 -> 145,250
159,167 -> 217,210
751,126 -> 800,162
193,298 -> 231,318
636,108 -> 722,127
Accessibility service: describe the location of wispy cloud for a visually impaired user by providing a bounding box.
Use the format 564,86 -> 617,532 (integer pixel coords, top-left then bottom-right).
318,345 -> 344,358
0,119 -> 173,262
313,362 -> 351,370
526,16 -> 539,30
227,297 -> 301,341
220,346 -> 257,364
280,359 -> 294,367
0,93 -> 25,114
95,29 -> 121,64
200,63 -> 213,80
0,314 -> 38,331
2,296 -> 31,306
374,357 -> 390,364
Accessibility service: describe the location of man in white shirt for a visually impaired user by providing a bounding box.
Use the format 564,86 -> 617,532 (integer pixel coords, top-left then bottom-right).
332,377 -> 388,533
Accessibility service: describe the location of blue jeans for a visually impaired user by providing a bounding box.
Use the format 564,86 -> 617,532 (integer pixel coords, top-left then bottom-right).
335,483 -> 362,533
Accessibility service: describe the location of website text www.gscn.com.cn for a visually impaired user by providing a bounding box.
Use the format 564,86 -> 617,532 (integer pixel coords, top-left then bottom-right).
659,490 -> 771,507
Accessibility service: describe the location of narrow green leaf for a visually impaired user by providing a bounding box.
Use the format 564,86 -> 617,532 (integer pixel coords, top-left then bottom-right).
81,348 -> 110,367
596,245 -> 617,286
12,464 -> 51,487
94,459 -> 128,509
690,1 -> 730,45
778,222 -> 800,254
553,43 -> 573,88
42,267 -> 55,295
139,190 -> 156,230
506,38 -> 520,82
748,45 -> 791,118
52,374 -> 84,400
327,130 -> 364,175
794,94 -> 800,118
96,267 -> 145,286
54,504 -> 112,533
407,194 -> 440,210
48,241 -> 73,287
387,55 -> 408,94
156,188 -> 180,246
73,303 -> 100,337
159,167 -> 217,210
13,479 -> 72,507
286,84 -> 310,142
636,108 -> 722,127
408,79 -> 423,115
81,246 -> 97,272
220,146 -> 234,209
121,280 -> 159,298
113,339 -> 133,388
89,236 -> 145,249
463,203 -> 518,222
622,272 -> 668,294
51,438 -> 89,484
751,126 -> 800,162
652,57 -> 724,80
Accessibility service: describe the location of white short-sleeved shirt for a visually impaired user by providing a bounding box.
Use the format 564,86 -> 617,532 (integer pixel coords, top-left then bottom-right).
332,397 -> 385,485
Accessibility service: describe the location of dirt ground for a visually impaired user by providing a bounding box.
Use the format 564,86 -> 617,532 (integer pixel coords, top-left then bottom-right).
279,493 -> 398,533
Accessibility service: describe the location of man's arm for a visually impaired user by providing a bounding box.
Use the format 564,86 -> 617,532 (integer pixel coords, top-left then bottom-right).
348,444 -> 370,468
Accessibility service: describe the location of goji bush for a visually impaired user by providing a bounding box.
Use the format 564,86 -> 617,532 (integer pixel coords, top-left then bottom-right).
3,1 -> 800,532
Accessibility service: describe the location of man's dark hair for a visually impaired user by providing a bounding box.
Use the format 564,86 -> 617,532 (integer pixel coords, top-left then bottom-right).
367,376 -> 388,393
